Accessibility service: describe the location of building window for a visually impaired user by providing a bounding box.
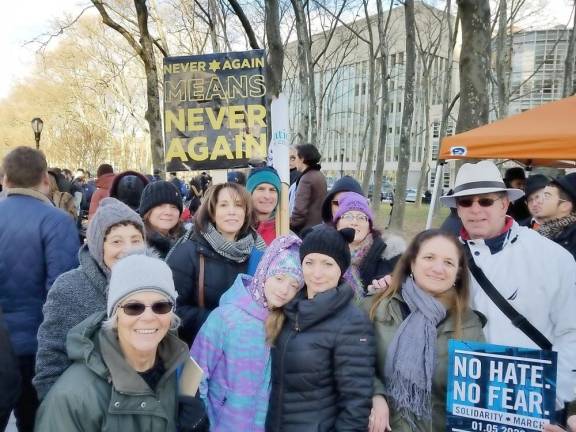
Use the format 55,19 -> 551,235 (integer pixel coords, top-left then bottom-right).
397,52 -> 404,65
432,121 -> 440,138
398,102 -> 402,112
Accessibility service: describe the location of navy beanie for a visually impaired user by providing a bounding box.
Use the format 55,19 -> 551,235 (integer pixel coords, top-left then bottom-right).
139,181 -> 183,216
321,176 -> 364,222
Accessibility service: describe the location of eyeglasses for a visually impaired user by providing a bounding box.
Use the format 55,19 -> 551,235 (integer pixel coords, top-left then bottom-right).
340,213 -> 369,222
543,191 -> 568,203
119,301 -> 174,316
456,197 -> 502,208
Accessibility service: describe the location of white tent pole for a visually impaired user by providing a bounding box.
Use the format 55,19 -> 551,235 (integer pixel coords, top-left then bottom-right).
426,161 -> 445,229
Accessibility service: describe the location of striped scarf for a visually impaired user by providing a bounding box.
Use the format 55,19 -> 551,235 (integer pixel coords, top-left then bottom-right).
539,212 -> 576,240
202,222 -> 266,263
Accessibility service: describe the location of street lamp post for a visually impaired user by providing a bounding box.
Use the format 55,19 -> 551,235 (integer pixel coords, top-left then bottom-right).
340,149 -> 344,178
31,117 -> 44,150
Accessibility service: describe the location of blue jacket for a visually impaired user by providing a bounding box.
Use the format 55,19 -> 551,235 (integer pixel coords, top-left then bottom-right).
0,189 -> 80,355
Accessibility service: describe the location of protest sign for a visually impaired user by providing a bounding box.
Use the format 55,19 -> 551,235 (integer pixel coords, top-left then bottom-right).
163,50 -> 267,171
446,340 -> 557,432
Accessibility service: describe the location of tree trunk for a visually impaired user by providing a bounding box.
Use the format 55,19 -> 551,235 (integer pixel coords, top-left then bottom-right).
456,0 -> 491,136
415,70 -> 431,209
371,0 -> 393,214
495,0 -> 510,119
563,1 -> 576,97
292,0 -> 310,144
389,0 -> 416,231
265,0 -> 284,99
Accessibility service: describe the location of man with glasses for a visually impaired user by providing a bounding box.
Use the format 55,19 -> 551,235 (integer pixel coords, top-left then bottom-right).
537,173 -> 576,260
519,174 -> 550,229
440,161 -> 576,429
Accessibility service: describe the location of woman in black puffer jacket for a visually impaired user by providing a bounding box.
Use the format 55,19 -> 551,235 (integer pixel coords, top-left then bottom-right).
266,226 -> 375,432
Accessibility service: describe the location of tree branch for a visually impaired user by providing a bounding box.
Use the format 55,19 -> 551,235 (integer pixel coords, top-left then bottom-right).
227,0 -> 260,49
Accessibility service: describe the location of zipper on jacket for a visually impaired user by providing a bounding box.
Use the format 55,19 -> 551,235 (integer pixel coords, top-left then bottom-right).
275,328 -> 295,431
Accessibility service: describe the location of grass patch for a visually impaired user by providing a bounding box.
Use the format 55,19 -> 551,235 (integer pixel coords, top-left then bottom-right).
372,203 -> 450,241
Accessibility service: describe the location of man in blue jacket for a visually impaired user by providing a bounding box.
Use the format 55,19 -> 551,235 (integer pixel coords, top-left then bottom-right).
0,147 -> 79,431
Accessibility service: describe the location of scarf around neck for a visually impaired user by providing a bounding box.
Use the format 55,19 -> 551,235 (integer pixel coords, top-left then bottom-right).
201,222 -> 265,263
343,232 -> 373,300
539,212 -> 576,240
384,277 -> 447,421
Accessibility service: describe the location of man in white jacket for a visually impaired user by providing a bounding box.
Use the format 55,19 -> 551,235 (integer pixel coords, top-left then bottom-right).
441,161 -> 576,432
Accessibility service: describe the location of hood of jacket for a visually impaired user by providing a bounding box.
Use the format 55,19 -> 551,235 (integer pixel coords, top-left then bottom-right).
78,244 -> 108,289
95,173 -> 116,190
66,310 -> 189,394
321,176 -> 363,223
219,274 -> 268,322
283,283 -> 354,331
378,231 -> 406,261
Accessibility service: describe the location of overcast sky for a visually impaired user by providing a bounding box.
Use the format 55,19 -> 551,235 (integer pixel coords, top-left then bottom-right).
0,0 -> 573,100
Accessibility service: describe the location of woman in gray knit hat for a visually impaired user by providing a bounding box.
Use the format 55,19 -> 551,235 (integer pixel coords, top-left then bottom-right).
33,197 -> 146,400
35,254 -> 199,432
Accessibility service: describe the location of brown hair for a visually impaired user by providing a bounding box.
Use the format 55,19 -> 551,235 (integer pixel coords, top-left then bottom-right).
194,182 -> 255,238
265,309 -> 286,345
142,210 -> 184,240
3,147 -> 47,188
369,229 -> 470,338
104,221 -> 145,241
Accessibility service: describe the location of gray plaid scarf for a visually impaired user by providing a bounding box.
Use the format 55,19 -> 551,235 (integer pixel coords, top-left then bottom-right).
539,212 -> 576,240
202,222 -> 266,263
384,276 -> 447,421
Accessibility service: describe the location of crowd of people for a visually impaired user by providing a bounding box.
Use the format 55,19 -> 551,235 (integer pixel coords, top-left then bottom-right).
0,144 -> 575,432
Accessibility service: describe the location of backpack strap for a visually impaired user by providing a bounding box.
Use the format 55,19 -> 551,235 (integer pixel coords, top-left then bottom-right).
198,254 -> 205,308
464,244 -> 552,350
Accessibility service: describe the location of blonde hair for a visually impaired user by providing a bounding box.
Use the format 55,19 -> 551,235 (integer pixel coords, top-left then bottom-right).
265,309 -> 286,346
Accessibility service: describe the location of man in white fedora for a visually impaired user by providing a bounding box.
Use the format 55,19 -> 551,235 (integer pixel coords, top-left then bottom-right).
441,160 -> 576,430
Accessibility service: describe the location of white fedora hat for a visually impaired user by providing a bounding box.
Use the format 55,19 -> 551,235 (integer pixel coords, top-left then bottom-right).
440,160 -> 524,208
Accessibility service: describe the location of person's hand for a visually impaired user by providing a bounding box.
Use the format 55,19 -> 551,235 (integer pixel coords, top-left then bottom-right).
543,415 -> 576,432
369,395 -> 391,432
367,275 -> 393,295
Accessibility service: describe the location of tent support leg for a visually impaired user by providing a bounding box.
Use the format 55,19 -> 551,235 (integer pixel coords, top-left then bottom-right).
426,161 -> 445,229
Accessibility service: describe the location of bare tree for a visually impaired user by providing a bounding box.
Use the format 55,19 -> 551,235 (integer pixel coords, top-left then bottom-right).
91,0 -> 165,174
371,0 -> 395,213
266,0 -> 284,98
563,1 -> 576,97
456,0 -> 491,135
389,0 -> 416,230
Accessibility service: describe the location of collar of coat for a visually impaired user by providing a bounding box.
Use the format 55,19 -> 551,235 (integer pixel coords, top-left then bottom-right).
6,187 -> 53,205
98,325 -> 189,395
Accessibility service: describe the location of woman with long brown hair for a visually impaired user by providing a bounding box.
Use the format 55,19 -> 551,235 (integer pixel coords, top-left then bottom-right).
367,229 -> 484,432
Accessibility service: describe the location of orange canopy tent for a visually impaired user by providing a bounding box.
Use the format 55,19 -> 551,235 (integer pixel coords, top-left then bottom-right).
438,95 -> 576,167
426,96 -> 576,228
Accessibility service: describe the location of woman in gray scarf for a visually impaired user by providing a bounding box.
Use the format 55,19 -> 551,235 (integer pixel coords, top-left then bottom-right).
366,229 -> 484,432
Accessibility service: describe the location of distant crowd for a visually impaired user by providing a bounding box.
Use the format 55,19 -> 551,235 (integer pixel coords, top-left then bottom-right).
0,145 -> 574,432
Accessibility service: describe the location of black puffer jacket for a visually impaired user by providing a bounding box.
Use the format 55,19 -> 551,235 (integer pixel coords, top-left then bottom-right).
266,284 -> 375,432
166,231 -> 250,346
553,223 -> 576,260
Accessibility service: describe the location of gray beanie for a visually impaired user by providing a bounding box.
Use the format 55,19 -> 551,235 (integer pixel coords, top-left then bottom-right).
87,197 -> 145,272
107,254 -> 177,317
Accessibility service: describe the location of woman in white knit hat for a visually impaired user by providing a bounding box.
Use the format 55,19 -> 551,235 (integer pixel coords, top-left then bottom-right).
35,254 -> 198,432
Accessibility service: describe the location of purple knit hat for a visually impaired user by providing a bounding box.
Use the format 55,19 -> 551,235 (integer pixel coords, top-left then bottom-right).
249,235 -> 304,308
333,192 -> 374,225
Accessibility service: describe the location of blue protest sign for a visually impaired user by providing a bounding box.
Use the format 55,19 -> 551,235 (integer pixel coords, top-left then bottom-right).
446,340 -> 557,432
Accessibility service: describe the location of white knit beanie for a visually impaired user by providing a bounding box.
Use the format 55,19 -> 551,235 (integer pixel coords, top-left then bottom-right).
107,254 -> 177,317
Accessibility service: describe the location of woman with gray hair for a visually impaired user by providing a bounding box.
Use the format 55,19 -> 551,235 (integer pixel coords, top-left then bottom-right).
35,254 -> 192,431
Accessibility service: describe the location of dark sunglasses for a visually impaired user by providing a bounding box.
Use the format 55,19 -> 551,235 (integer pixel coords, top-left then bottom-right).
119,301 -> 174,316
456,197 -> 502,208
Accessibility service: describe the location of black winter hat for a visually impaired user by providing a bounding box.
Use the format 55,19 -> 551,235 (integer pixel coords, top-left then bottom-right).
109,171 -> 150,211
299,226 -> 355,275
321,176 -> 364,222
552,172 -> 576,206
139,180 -> 183,216
524,174 -> 549,200
504,167 -> 526,183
